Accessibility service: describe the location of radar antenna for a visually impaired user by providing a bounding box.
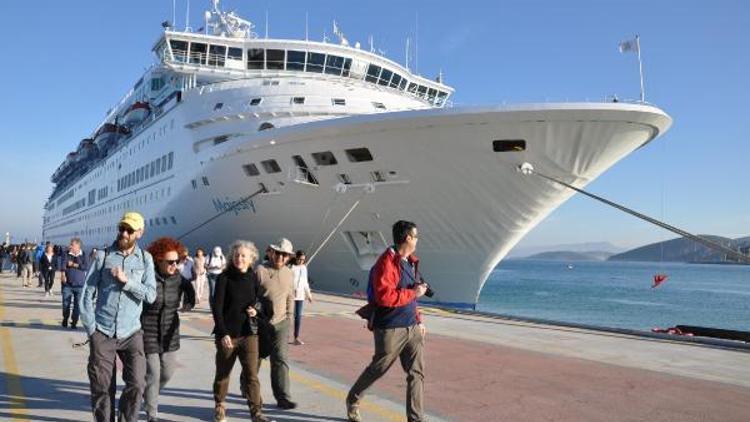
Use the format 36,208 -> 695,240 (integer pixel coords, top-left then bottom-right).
205,0 -> 257,38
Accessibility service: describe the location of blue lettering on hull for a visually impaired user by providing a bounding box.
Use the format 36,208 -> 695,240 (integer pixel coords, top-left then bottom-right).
212,197 -> 257,216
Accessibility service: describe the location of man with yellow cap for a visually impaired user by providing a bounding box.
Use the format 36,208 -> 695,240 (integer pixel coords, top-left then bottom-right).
79,212 -> 157,422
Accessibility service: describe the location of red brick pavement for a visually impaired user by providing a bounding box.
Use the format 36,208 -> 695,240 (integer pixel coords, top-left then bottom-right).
188,313 -> 750,421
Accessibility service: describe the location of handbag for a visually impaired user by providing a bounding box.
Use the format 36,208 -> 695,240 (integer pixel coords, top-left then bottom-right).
355,303 -> 376,331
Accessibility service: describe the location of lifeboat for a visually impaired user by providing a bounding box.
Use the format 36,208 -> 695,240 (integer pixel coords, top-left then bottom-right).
94,123 -> 130,147
122,101 -> 151,127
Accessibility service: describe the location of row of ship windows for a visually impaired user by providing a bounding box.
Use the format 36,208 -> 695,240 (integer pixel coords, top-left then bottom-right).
57,214 -> 178,240
242,147 -> 372,178
215,97 -> 383,110
49,120 -> 175,216
167,41 -> 448,105
188,147 -> 374,191
117,152 -> 174,192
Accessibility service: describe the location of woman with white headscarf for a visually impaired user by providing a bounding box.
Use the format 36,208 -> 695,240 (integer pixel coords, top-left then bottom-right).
206,246 -> 226,311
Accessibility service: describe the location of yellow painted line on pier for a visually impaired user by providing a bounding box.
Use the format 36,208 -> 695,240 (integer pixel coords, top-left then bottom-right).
0,284 -> 28,421
289,371 -> 406,422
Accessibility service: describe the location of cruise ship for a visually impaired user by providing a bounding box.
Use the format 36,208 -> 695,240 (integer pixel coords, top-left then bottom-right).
42,1 -> 672,308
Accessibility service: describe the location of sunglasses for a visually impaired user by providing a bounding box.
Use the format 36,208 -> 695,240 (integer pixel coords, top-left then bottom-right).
118,225 -> 135,235
162,259 -> 179,265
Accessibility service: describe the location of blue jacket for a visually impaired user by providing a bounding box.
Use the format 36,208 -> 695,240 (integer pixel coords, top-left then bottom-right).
79,244 -> 157,338
62,251 -> 89,287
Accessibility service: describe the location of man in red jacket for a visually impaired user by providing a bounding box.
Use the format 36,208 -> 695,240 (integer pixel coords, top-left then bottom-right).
346,220 -> 428,422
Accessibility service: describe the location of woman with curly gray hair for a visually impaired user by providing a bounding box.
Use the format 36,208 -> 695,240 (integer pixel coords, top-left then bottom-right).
211,240 -> 269,422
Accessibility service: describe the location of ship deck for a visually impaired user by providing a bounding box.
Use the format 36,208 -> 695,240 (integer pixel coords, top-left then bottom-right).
1,271 -> 749,421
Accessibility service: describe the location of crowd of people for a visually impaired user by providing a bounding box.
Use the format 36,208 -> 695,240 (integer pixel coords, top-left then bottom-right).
1,212 -> 428,422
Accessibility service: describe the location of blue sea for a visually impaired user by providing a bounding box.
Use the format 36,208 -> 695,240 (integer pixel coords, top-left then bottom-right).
477,260 -> 750,331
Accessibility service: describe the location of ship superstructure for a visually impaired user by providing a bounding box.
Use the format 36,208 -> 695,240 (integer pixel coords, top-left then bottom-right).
43,2 -> 671,308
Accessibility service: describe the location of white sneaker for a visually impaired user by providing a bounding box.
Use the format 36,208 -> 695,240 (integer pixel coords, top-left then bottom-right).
293,339 -> 304,345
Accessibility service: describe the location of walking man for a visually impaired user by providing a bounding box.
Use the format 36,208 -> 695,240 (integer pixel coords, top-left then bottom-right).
346,220 -> 428,422
61,238 -> 88,329
256,237 -> 297,409
79,212 -> 157,422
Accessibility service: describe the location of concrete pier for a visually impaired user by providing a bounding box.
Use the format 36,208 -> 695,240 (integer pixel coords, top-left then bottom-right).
1,271 -> 749,421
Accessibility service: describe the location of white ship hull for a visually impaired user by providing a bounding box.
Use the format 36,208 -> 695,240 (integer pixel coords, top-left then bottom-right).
44,96 -> 671,308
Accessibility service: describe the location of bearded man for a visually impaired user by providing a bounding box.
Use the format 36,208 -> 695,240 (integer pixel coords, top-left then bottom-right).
79,212 -> 157,422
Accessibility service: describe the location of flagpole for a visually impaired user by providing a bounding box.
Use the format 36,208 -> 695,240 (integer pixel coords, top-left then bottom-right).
636,35 -> 645,103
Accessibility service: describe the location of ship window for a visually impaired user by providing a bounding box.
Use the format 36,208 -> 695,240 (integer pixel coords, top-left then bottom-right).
161,156 -> 167,172
378,69 -> 392,86
261,159 -> 281,174
214,135 -> 229,145
345,147 -> 374,162
247,48 -> 265,69
325,55 -> 345,76
407,82 -> 418,93
372,102 -> 386,110
171,216 -> 177,225
191,179 -> 197,189
227,47 -> 243,61
292,155 -> 318,184
306,52 -> 325,73
492,140 -> 526,152
332,98 -> 346,106
417,85 -> 428,98
399,78 -> 408,90
208,45 -> 226,67
342,58 -> 352,77
286,50 -> 306,71
170,40 -> 188,62
243,163 -> 260,177
214,102 -> 224,110
155,217 -> 161,226
365,64 -> 381,83
436,91 -> 448,106
249,98 -> 262,106
202,176 -> 210,186
151,78 -> 165,91
427,88 -> 438,102
150,161 -> 156,177
189,42 -> 207,65
168,152 -> 174,169
390,73 -> 402,89
266,49 -> 285,70
337,174 -> 352,185
258,122 -> 275,131
371,171 -> 387,183
292,97 -> 305,105
312,151 -> 338,166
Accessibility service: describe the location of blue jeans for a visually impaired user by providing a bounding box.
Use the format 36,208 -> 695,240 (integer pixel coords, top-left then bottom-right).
207,273 -> 219,312
294,300 -> 304,339
62,284 -> 83,325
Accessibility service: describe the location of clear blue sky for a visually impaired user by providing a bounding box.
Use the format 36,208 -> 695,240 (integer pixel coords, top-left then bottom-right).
0,1 -> 747,249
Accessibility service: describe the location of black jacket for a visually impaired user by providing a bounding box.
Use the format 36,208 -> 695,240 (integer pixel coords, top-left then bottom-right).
39,254 -> 56,275
212,266 -> 270,340
141,271 -> 195,354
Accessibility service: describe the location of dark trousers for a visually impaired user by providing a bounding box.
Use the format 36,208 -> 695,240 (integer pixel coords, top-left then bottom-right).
87,330 -> 146,422
294,300 -> 304,339
42,270 -> 54,292
347,325 -> 425,422
263,319 -> 292,402
61,285 -> 83,325
213,335 -> 263,416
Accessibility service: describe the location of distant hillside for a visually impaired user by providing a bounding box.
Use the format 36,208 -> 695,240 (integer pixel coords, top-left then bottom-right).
608,235 -> 750,263
524,251 -> 614,261
508,241 -> 624,259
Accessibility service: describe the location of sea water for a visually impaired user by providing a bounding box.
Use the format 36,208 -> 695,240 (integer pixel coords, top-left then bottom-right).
477,260 -> 750,331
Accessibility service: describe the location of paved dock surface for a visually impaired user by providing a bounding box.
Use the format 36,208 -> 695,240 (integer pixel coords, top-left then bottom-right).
1,271 -> 750,421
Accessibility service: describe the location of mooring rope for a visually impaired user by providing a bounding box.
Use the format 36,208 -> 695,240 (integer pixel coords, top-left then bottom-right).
518,163 -> 750,263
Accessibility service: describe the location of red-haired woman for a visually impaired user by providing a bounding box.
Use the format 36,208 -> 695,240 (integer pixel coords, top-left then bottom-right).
142,237 -> 195,422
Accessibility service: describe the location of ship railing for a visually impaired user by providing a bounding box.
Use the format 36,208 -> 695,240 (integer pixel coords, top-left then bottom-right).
170,50 -> 231,68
